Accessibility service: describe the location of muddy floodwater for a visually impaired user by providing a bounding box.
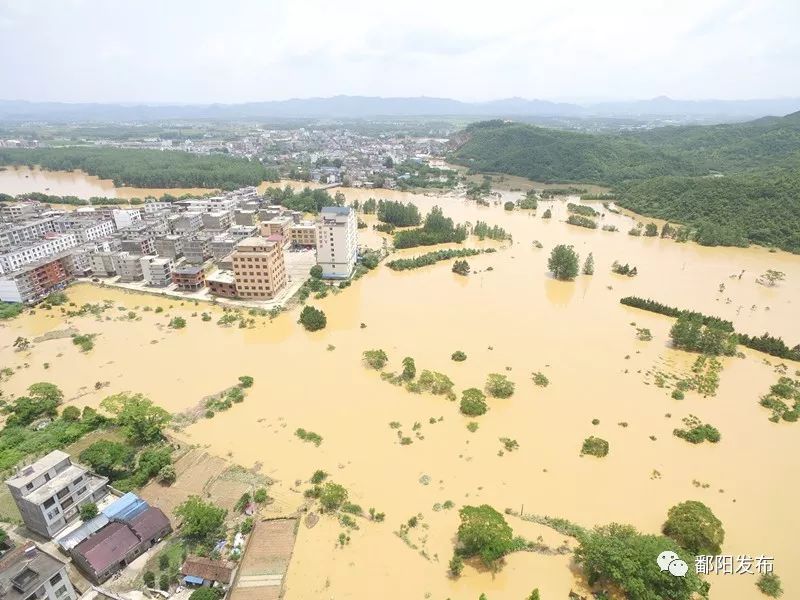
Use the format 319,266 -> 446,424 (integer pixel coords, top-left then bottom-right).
0,165 -> 216,200
2,176 -> 800,599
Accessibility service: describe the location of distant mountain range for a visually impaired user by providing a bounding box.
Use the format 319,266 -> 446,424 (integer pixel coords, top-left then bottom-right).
2,96 -> 800,122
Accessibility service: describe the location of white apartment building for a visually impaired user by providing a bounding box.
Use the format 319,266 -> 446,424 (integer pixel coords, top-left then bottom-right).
0,234 -> 78,275
5,450 -> 109,539
315,206 -> 357,279
0,218 -> 56,248
54,218 -> 116,243
111,208 -> 143,230
140,256 -> 174,287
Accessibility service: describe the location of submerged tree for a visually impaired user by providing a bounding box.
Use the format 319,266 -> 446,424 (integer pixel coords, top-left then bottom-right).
299,305 -> 327,331
548,244 -> 579,280
455,504 -> 515,567
100,393 -> 171,444
582,252 -> 595,275
662,500 -> 724,555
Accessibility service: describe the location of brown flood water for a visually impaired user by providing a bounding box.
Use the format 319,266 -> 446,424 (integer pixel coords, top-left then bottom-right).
0,165 -> 216,200
2,175 -> 800,599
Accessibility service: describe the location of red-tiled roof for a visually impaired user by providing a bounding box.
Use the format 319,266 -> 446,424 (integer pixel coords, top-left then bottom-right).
181,555 -> 234,584
128,506 -> 171,542
73,522 -> 139,574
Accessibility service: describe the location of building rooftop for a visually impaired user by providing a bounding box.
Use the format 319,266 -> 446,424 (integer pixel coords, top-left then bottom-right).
127,507 -> 170,542
181,555 -> 234,584
172,264 -> 204,276
206,270 -> 235,284
236,237 -> 276,249
73,522 -> 140,576
5,450 -> 70,489
320,206 -> 352,216
0,544 -> 69,600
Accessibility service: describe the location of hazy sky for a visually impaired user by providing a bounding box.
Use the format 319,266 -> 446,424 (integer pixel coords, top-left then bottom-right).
1,0 -> 798,103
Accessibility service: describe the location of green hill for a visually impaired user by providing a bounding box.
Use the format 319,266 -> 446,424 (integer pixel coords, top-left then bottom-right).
450,115 -> 800,252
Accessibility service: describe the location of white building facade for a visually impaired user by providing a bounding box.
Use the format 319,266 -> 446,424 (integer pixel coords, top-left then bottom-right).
315,206 -> 357,279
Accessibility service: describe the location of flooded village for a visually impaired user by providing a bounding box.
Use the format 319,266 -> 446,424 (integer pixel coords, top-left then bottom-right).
0,164 -> 798,600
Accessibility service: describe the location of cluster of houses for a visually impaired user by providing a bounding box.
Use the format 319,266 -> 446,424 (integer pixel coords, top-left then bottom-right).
1,450 -> 234,599
0,186 -> 359,304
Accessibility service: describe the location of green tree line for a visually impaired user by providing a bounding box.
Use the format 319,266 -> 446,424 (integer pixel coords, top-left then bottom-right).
0,147 -> 279,190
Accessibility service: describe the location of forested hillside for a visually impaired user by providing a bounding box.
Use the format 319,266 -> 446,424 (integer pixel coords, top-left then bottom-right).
450,120 -> 702,185
0,147 -> 277,189
450,115 -> 800,252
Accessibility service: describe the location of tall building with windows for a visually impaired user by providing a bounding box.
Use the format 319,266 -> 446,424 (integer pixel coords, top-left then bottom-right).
231,237 -> 287,299
5,450 -> 109,539
315,206 -> 357,279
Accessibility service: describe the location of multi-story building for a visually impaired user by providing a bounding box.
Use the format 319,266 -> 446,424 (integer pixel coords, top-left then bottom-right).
0,543 -> 79,600
259,216 -> 292,240
172,264 -> 206,291
140,257 -> 173,287
289,222 -> 317,247
210,235 -> 236,261
0,217 -> 57,248
169,212 -> 203,235
201,210 -> 232,232
111,252 -> 145,282
231,237 -> 287,299
0,233 -> 78,275
111,208 -> 142,230
143,200 -> 171,213
0,251 -> 76,303
183,234 -> 212,265
154,235 -> 184,260
90,252 -> 117,277
119,236 -> 155,256
229,225 -> 258,240
233,209 -> 258,226
5,450 -> 109,539
315,206 -> 357,279
0,202 -> 39,221
206,270 -> 237,298
53,217 -> 116,243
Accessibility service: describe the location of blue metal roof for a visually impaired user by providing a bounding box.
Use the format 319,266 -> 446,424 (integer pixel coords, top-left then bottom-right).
183,575 -> 205,585
102,492 -> 149,522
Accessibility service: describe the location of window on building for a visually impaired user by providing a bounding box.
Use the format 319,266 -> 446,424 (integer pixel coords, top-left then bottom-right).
49,573 -> 62,586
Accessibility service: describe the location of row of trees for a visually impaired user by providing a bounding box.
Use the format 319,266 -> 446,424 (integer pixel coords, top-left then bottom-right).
376,200 -> 421,227
0,148 -> 276,190
620,296 -> 799,360
385,248 -> 493,271
472,221 -> 510,241
263,185 -> 340,213
393,206 -> 468,249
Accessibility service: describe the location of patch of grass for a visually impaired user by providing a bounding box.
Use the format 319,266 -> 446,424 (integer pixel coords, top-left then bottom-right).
673,415 -> 721,444
72,333 -> 96,352
581,436 -> 609,457
295,428 -> 323,446
532,372 -> 549,387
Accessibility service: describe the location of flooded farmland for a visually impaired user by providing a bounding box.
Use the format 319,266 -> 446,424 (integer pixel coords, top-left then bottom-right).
1,174 -> 799,599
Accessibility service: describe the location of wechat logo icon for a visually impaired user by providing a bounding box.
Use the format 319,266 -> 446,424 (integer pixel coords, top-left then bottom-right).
657,550 -> 689,577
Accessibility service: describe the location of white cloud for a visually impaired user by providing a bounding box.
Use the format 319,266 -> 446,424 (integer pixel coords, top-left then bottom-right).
0,0 -> 797,102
